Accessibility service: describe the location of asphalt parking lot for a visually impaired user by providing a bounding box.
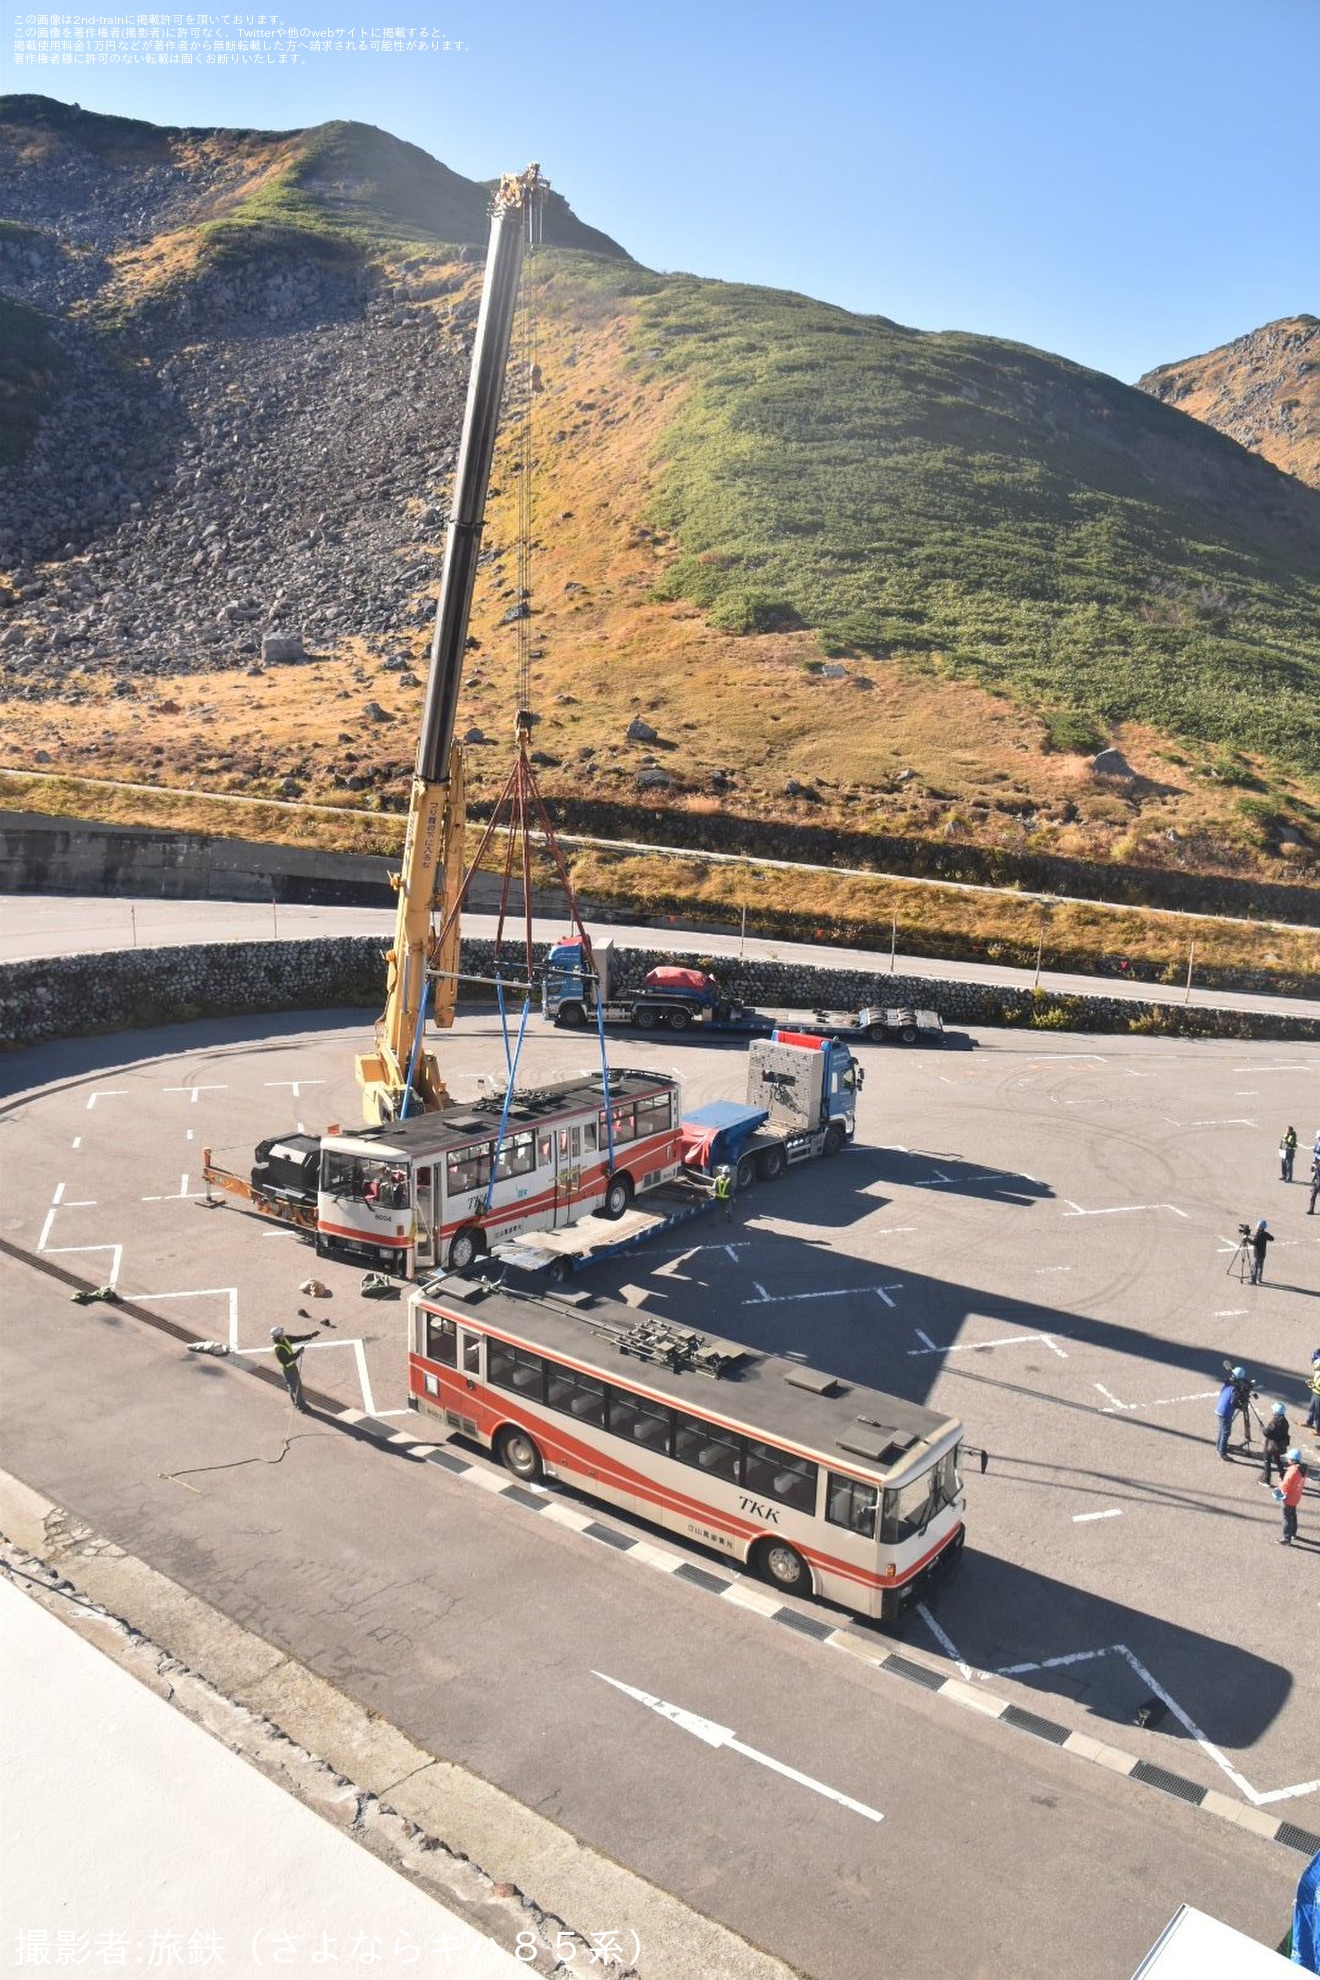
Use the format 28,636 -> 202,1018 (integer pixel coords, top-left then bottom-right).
4,1009 -> 1318,1831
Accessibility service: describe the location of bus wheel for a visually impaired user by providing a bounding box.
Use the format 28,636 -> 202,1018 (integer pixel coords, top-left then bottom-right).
448,1226 -> 486,1273
822,1123 -> 846,1157
496,1426 -> 543,1484
557,1003 -> 586,1030
757,1144 -> 786,1182
601,1172 -> 633,1220
736,1153 -> 756,1192
755,1538 -> 811,1596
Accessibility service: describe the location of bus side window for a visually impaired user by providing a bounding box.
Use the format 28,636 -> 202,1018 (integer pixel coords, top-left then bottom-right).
608,1391 -> 671,1452
826,1472 -> 877,1540
426,1316 -> 458,1367
488,1340 -> 544,1399
745,1439 -> 818,1514
673,1412 -> 741,1484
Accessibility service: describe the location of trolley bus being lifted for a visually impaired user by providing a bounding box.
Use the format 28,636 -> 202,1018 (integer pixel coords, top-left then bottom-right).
315,1066 -> 684,1276
408,1276 -> 967,1621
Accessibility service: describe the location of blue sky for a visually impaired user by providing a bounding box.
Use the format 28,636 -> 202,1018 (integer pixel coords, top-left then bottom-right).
6,0 -> 1316,381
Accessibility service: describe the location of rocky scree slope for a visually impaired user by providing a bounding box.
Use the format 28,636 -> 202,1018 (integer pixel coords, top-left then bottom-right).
1137,315 -> 1319,492
0,96 -> 624,702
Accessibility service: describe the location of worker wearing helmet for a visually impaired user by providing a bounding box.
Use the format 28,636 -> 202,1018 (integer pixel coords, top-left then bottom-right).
1249,1219 -> 1273,1285
270,1323 -> 319,1413
1260,1401 -> 1291,1485
1306,1350 -> 1320,1437
1274,1449 -> 1308,1546
713,1163 -> 736,1224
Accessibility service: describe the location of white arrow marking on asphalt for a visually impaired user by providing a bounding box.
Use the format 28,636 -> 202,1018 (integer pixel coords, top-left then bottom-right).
594,1674 -> 882,1823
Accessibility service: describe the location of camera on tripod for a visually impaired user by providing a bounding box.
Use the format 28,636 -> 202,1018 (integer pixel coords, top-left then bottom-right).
1237,1221 -> 1252,1239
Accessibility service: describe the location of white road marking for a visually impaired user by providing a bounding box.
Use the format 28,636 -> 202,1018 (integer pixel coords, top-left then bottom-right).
52,1181 -> 65,1205
1063,1200 -> 1189,1218
1073,1509 -> 1124,1523
43,1243 -> 123,1288
1233,1064 -> 1310,1074
1185,1118 -> 1259,1128
926,1620 -> 1320,1808
1029,1054 -> 1108,1063
263,1080 -> 325,1099
916,1603 -> 973,1679
915,1167 -> 1036,1189
1213,1309 -> 1248,1318
85,1090 -> 128,1111
594,1673 -> 883,1823
352,1338 -> 377,1418
744,1283 -> 903,1308
872,1225 -> 917,1236
910,1327 -> 1067,1359
163,1085 -> 227,1104
1035,1264 -> 1073,1275
139,1287 -> 240,1350
141,1175 -> 207,1201
1094,1382 -> 1217,1413
70,1136 -> 81,1150
185,1129 -> 194,1142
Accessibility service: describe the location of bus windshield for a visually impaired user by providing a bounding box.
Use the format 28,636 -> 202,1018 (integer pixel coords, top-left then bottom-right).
321,1150 -> 409,1210
882,1446 -> 962,1545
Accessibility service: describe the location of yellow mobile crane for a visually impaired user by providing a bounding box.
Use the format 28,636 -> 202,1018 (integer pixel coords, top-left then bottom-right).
357,164 -> 544,1124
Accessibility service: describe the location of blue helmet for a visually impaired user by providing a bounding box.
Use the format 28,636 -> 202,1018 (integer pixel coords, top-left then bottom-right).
1232,1366 -> 1246,1379
1272,1401 -> 1286,1415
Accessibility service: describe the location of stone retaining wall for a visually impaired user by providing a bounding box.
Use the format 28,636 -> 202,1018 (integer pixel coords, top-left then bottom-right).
2,935 -> 1317,1050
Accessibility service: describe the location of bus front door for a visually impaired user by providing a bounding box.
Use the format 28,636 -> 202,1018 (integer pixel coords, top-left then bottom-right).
554,1126 -> 582,1226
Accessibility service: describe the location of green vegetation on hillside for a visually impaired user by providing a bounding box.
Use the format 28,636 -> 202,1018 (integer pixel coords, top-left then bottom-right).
0,294 -> 61,464
621,277 -> 1320,776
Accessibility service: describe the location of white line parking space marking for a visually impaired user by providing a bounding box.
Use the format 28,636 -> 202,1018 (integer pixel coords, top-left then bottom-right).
1073,1509 -> 1124,1523
70,1137 -> 81,1150
1035,1265 -> 1073,1275
915,1167 -> 1037,1188
1233,1064 -> 1311,1074
53,1182 -> 65,1205
163,1085 -> 228,1104
1094,1382 -> 1217,1414
595,1673 -> 883,1823
85,1091 -> 128,1111
1213,1309 -> 1248,1318
911,1327 -> 1067,1359
925,1619 -> 1320,1809
138,1288 -> 240,1350
916,1603 -> 973,1679
141,1175 -> 208,1202
744,1283 -> 903,1308
42,1243 -> 124,1287
1063,1200 -> 1189,1218
263,1080 -> 325,1098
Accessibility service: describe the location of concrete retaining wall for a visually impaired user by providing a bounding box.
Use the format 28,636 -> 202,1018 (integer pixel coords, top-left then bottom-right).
2,936 -> 1317,1050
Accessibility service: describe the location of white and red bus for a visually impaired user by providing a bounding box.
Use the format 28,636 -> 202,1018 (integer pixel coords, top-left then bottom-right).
316,1068 -> 683,1277
407,1277 -> 966,1622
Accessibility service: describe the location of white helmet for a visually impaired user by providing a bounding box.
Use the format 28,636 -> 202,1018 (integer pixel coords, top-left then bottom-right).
270,1325 -> 285,1339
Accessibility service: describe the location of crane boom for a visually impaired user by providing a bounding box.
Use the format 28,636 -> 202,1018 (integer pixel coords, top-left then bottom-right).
357,164 -> 544,1124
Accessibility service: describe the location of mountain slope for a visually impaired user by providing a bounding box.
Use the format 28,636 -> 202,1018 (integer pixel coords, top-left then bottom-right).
0,96 -> 1316,894
1136,316 -> 1319,492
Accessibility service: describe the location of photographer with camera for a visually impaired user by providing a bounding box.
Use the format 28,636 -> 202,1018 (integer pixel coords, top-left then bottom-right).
1249,1217 -> 1273,1285
1214,1364 -> 1257,1457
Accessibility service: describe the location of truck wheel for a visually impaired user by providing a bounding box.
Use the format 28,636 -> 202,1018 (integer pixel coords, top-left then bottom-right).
557,1003 -> 586,1030
601,1173 -> 633,1220
496,1426 -> 543,1484
633,1006 -> 657,1029
736,1153 -> 756,1192
757,1144 -> 786,1182
666,1007 -> 691,1033
822,1123 -> 846,1157
448,1226 -> 486,1273
900,1023 -> 919,1046
755,1538 -> 811,1597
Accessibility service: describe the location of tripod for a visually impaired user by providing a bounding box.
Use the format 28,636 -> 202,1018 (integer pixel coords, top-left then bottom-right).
1227,1235 -> 1254,1281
